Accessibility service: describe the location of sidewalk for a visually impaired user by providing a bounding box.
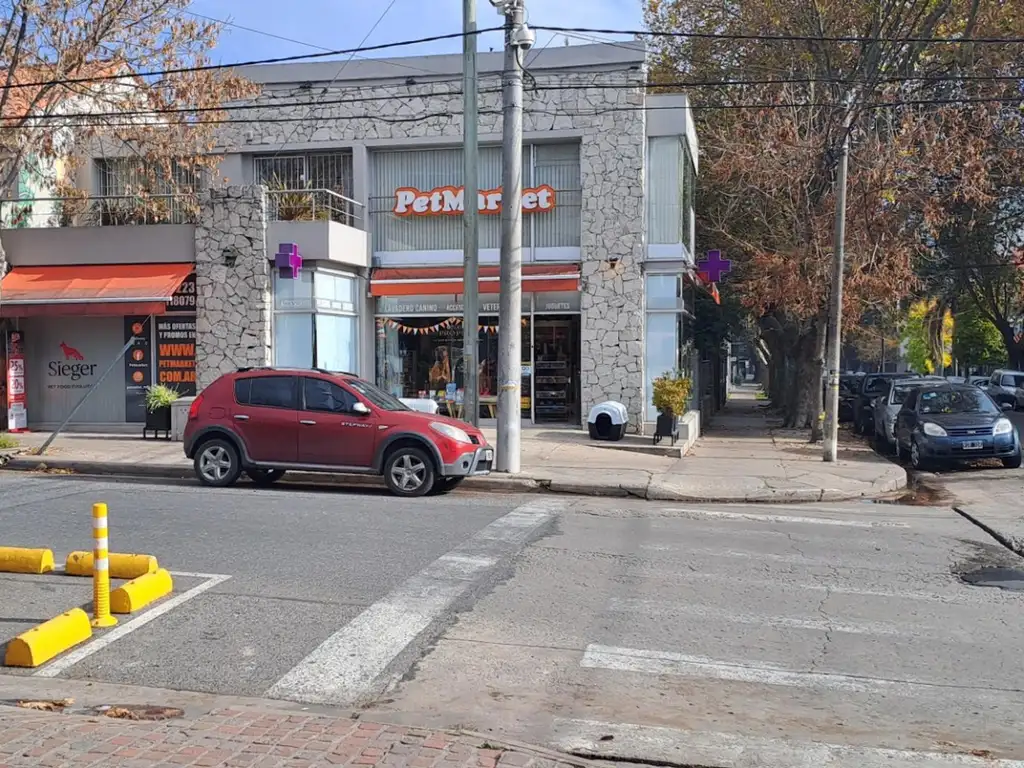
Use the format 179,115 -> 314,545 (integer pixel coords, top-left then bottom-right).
0,388 -> 905,502
0,677 -> 584,768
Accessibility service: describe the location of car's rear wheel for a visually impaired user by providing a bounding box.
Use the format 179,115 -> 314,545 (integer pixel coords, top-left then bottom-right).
1002,451 -> 1022,469
429,477 -> 465,495
195,438 -> 242,488
246,468 -> 285,486
383,447 -> 436,497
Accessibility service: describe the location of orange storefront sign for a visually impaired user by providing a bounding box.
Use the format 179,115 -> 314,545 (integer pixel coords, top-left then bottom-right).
393,184 -> 556,217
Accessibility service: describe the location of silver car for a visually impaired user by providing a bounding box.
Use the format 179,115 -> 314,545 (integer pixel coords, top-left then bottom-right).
985,370 -> 1024,410
873,377 -> 944,450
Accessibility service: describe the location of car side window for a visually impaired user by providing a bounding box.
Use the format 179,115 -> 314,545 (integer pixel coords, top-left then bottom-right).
234,378 -> 251,405
247,376 -> 297,409
904,390 -> 918,411
303,377 -> 358,414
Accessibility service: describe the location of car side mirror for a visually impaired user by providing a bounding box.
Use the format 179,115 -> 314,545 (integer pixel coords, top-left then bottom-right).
352,402 -> 371,416
1001,402 -> 1013,411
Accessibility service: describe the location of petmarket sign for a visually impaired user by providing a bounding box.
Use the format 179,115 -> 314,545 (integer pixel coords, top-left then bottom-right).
393,184 -> 557,217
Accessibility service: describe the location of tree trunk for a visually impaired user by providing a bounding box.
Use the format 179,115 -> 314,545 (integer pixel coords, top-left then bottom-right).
809,316 -> 826,443
782,325 -> 820,430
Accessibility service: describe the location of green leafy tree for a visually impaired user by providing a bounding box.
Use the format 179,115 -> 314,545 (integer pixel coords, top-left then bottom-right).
953,306 -> 1006,371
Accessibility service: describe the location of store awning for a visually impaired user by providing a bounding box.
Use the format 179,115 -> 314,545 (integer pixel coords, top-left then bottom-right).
370,264 -> 580,297
0,263 -> 194,317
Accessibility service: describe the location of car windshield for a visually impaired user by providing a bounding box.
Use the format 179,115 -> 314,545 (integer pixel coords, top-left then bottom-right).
347,379 -> 410,411
918,388 -> 999,415
1006,374 -> 1024,387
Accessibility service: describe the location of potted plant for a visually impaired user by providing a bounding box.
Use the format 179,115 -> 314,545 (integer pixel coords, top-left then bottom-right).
652,371 -> 692,446
144,384 -> 179,439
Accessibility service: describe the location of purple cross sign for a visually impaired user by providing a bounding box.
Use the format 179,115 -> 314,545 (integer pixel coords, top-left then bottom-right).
275,243 -> 302,280
698,250 -> 732,283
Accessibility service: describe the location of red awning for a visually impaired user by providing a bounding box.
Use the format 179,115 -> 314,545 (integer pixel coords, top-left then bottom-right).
0,263 -> 193,318
370,264 -> 580,297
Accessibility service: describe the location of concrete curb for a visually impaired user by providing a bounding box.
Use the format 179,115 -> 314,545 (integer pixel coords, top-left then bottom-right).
0,455 -> 908,504
953,505 -> 1024,558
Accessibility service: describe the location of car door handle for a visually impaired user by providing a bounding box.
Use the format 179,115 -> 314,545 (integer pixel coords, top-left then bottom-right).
300,419 -> 317,426
234,415 -> 249,421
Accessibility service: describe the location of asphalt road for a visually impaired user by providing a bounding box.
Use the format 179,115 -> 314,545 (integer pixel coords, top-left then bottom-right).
1,472 -> 1023,767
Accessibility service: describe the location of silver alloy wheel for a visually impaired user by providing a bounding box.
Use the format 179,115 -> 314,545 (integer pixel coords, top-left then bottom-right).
199,445 -> 233,483
910,440 -> 921,468
390,453 -> 427,492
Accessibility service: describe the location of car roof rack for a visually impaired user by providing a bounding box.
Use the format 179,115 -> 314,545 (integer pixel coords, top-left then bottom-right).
235,366 -> 359,377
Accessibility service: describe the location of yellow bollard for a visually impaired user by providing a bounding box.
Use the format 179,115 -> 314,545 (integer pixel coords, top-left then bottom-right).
91,503 -> 117,628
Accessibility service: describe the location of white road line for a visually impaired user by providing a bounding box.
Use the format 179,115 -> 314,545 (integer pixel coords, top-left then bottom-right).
580,644 -> 1020,697
34,572 -> 231,678
552,718 -> 1024,768
266,500 -> 561,706
663,507 -> 908,528
605,598 -> 908,636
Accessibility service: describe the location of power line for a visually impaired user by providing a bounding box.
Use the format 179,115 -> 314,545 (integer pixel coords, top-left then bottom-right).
0,27 -> 501,92
535,24 -> 1024,45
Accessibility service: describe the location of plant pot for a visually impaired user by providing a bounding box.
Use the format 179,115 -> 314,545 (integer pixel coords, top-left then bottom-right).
653,410 -> 679,446
144,405 -> 172,439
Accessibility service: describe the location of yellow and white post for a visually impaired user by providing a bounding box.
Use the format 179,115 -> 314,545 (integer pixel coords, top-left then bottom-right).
91,503 -> 118,628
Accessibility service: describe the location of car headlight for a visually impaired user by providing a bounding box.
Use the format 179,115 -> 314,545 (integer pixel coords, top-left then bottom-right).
429,422 -> 473,444
994,418 -> 1014,436
922,422 -> 947,437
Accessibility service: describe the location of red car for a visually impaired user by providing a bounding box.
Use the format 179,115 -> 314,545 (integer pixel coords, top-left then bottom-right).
183,368 -> 493,497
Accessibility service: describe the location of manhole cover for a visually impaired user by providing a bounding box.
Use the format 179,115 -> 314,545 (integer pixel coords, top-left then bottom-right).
960,566 -> 1024,591
93,705 -> 184,721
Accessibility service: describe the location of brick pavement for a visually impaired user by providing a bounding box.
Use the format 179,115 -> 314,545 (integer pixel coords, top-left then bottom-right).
0,705 -> 581,768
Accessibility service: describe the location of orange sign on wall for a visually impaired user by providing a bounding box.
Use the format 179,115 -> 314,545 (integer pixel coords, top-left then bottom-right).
393,184 -> 557,217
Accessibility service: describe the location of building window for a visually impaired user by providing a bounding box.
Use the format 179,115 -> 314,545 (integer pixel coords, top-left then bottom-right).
94,158 -> 202,224
254,151 -> 356,225
644,273 -> 693,421
369,142 -> 581,257
647,137 -> 696,255
272,269 -> 359,373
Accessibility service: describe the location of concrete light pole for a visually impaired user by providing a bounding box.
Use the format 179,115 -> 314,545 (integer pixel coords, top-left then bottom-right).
461,0 -> 480,426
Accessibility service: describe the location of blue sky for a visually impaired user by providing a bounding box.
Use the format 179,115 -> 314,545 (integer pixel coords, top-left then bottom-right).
189,0 -> 642,65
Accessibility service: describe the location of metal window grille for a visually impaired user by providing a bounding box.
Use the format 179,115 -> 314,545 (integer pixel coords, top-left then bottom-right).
254,151 -> 355,224
94,158 -> 201,224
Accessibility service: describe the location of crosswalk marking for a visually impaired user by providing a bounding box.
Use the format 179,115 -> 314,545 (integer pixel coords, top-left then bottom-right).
663,506 -> 909,527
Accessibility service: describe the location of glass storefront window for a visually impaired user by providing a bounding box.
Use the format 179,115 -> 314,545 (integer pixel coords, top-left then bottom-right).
316,314 -> 357,373
647,136 -> 696,250
645,273 -> 693,421
274,270 -> 313,310
273,270 -> 358,372
274,313 -> 314,368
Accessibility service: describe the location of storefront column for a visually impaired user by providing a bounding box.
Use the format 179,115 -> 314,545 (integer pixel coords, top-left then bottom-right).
194,186 -> 272,389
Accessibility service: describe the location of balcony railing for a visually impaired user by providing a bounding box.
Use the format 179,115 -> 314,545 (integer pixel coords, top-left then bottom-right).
265,188 -> 363,229
0,193 -> 199,228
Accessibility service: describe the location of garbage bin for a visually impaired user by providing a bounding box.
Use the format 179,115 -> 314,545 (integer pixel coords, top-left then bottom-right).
587,401 -> 628,441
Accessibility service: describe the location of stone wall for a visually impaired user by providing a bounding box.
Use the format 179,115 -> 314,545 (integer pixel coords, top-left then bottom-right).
194,186 -> 271,389
215,67 -> 649,428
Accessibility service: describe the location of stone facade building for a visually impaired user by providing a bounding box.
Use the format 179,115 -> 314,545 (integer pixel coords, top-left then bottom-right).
0,42 -> 699,434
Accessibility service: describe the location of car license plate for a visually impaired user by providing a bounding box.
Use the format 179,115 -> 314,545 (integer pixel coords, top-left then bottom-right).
483,449 -> 494,461
962,441 -> 984,450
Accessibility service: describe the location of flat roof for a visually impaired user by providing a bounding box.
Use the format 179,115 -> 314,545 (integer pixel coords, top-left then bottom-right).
237,41 -> 646,87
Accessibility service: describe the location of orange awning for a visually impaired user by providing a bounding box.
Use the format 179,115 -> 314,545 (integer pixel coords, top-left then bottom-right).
370,264 -> 580,297
0,263 -> 193,318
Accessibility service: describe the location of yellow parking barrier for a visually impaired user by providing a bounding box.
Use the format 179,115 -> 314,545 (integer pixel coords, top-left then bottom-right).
65,551 -> 157,580
111,569 -> 173,614
0,547 -> 54,574
91,503 -> 117,628
4,608 -> 92,668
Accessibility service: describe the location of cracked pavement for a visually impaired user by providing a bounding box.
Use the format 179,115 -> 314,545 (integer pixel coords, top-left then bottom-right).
361,497 -> 1024,765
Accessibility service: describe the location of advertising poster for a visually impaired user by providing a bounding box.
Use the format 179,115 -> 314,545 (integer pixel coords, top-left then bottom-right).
6,329 -> 28,432
166,272 -> 196,314
155,315 -> 196,396
124,317 -> 152,423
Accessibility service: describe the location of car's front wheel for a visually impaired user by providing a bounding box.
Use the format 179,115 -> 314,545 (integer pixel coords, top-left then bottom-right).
909,438 -> 929,471
383,447 -> 436,497
246,468 -> 285,486
194,438 -> 242,488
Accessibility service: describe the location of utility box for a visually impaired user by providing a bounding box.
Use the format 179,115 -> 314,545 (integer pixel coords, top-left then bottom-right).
170,396 -> 196,442
587,401 -> 628,441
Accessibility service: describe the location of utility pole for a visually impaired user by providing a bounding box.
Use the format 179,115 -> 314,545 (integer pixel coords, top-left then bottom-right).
823,127 -> 851,463
461,0 -> 480,426
495,0 -> 531,473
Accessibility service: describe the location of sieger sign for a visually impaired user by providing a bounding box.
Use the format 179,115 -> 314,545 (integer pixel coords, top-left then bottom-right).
393,184 -> 556,217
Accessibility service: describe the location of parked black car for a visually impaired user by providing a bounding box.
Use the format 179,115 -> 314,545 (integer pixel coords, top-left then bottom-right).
894,383 -> 1021,470
838,375 -> 861,422
852,373 -> 919,435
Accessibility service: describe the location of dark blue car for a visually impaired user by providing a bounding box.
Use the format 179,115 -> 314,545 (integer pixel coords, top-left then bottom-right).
895,384 -> 1021,470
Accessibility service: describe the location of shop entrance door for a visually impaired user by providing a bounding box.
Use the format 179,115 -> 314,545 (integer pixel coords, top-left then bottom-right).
532,316 -> 580,424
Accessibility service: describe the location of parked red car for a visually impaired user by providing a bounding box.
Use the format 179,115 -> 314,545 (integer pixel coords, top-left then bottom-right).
182,368 -> 493,497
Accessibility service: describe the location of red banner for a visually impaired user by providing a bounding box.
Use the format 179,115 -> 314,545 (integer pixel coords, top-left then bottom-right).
6,329 -> 28,432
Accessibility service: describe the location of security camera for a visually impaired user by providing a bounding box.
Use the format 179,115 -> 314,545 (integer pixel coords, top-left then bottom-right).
511,23 -> 536,49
